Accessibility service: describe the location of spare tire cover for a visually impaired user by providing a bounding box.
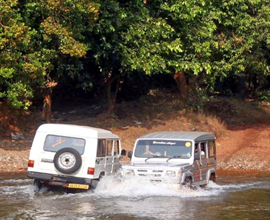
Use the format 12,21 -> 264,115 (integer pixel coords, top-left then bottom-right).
53,148 -> 82,174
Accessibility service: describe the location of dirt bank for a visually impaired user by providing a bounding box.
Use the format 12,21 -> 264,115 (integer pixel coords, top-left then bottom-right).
217,124 -> 270,171
1,120 -> 270,174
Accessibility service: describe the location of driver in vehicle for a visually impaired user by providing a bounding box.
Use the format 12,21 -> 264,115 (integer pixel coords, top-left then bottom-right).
144,141 -> 156,155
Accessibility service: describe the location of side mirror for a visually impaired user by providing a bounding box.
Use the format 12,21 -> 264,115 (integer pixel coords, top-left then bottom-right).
128,151 -> 133,159
121,149 -> 127,156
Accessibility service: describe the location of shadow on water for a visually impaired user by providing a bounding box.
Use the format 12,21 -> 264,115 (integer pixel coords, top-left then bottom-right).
0,171 -> 270,220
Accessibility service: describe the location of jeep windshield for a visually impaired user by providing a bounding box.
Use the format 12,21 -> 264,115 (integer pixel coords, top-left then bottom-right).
134,140 -> 192,159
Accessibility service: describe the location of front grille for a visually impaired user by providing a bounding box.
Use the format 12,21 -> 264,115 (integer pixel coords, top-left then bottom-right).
152,170 -> 163,173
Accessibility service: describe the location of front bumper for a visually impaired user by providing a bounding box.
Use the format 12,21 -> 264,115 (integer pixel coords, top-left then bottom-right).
121,168 -> 182,184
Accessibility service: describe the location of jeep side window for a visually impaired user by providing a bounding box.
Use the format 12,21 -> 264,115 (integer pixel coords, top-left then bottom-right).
102,140 -> 107,156
200,142 -> 206,157
97,139 -> 106,157
114,140 -> 120,156
107,140 -> 113,156
208,140 -> 216,157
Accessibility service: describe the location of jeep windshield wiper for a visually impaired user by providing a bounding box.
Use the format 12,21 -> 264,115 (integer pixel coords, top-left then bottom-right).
145,155 -> 167,162
166,156 -> 182,162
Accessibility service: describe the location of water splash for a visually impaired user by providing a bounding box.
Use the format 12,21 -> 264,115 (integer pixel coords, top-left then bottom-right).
208,179 -> 267,190
0,176 -> 268,200
91,176 -> 223,198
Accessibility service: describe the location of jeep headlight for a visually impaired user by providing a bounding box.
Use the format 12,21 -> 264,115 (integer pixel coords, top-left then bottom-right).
124,169 -> 135,176
165,170 -> 176,177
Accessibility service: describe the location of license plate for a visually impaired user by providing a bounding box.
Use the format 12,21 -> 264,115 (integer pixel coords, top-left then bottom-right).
64,183 -> 89,190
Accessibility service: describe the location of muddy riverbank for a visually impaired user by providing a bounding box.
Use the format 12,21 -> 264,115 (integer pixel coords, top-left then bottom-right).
1,121 -> 270,173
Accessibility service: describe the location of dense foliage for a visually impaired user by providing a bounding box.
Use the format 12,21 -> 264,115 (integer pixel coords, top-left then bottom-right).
1,0 -> 270,118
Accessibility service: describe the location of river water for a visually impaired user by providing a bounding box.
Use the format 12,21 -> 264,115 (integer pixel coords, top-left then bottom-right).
0,171 -> 270,220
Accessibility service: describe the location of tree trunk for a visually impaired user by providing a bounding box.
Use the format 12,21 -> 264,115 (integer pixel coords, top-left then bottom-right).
0,101 -> 9,129
106,69 -> 121,114
41,88 -> 52,123
174,71 -> 188,99
107,79 -> 116,114
237,75 -> 247,100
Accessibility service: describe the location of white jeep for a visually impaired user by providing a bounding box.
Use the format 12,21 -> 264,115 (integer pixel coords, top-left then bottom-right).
121,131 -> 217,188
27,124 -> 125,190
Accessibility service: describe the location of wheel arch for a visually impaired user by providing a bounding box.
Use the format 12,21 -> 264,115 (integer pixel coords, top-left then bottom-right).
206,169 -> 217,183
181,171 -> 193,184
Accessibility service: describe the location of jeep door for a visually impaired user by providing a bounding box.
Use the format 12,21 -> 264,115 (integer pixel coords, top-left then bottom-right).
193,143 -> 202,183
193,142 -> 207,183
111,140 -> 121,173
105,139 -> 121,174
105,140 -> 114,174
96,139 -> 107,176
200,142 -> 208,181
96,139 -> 118,175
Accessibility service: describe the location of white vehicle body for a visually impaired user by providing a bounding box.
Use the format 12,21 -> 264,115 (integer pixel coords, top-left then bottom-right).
121,131 -> 217,187
27,124 -> 125,190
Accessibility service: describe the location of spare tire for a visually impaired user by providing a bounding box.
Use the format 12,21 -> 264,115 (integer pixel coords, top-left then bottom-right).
53,148 -> 82,174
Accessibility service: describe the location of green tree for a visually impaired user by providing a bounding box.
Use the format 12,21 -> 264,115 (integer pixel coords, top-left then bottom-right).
0,0 -> 33,109
21,0 -> 100,122
127,0 -> 270,100
1,0 -> 100,122
88,0 -> 180,113
211,0 -> 270,98
2,0 -> 270,121
152,0 -> 219,98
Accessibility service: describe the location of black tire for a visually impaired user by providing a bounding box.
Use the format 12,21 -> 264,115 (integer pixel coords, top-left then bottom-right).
210,173 -> 216,183
90,179 -> 99,189
33,179 -> 42,192
33,179 -> 47,192
90,172 -> 105,190
53,148 -> 82,174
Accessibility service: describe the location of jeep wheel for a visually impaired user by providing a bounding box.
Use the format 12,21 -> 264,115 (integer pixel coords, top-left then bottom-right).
183,177 -> 193,188
53,148 -> 82,174
33,179 -> 47,192
33,179 -> 42,192
90,179 -> 99,189
210,173 -> 216,183
90,173 -> 105,189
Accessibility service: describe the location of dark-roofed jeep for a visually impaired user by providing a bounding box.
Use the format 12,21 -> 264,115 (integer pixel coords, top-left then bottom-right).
121,131 -> 217,188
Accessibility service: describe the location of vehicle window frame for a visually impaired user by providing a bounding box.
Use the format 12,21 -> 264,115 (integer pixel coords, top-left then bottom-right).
106,140 -> 113,156
207,140 -> 216,158
134,140 -> 192,158
97,139 -> 107,157
200,142 -> 207,158
113,140 -> 120,156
